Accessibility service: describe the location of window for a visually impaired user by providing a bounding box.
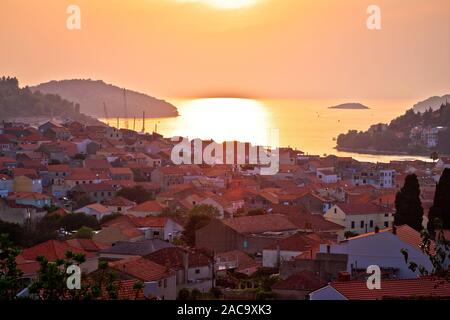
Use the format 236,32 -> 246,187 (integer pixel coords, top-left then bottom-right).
385,213 -> 389,217
195,269 -> 200,274
370,220 -> 374,228
351,221 -> 355,229
164,279 -> 167,288
384,221 -> 389,227
334,208 -> 337,214
118,207 -> 122,212
360,221 -> 364,228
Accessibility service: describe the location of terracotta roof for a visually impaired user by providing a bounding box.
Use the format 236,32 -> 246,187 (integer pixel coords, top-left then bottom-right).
109,256 -> 172,282
222,214 -> 298,234
130,200 -> 166,213
328,277 -> 450,300
109,167 -> 133,175
145,247 -> 211,270
272,270 -> 326,291
19,240 -> 94,262
265,233 -> 323,252
103,196 -> 136,207
65,238 -> 109,252
47,164 -> 71,172
336,203 -> 391,215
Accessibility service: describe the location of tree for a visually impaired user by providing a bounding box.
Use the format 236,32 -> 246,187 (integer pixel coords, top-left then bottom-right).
0,234 -> 24,300
428,168 -> 450,235
394,174 -> 424,231
401,224 -> 450,284
72,226 -> 94,239
117,186 -> 153,204
60,212 -> 99,232
182,205 -> 219,246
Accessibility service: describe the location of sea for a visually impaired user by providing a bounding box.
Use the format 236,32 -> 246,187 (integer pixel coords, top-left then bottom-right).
102,98 -> 432,163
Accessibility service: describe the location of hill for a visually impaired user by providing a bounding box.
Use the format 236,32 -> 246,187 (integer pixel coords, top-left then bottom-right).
336,100 -> 450,156
0,77 -> 101,125
329,103 -> 370,110
32,79 -> 179,119
412,94 -> 450,113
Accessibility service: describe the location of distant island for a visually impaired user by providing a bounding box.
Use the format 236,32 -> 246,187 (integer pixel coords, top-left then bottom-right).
329,103 -> 370,110
0,77 -> 102,126
32,79 -> 179,119
336,98 -> 450,156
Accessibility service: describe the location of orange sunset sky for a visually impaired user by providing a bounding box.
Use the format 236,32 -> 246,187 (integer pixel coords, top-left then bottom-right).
1,0 -> 449,100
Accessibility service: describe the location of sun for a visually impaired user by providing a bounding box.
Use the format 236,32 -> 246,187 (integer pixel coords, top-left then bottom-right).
178,0 -> 258,10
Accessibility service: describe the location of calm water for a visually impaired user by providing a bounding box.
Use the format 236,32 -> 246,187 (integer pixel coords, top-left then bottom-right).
103,98 -> 431,163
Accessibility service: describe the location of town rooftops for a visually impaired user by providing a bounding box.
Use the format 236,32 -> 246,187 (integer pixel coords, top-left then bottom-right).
103,196 -> 136,207
222,214 -> 298,235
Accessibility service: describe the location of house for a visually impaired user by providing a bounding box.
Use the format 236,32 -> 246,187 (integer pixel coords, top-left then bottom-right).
151,166 -> 185,191
102,196 -> 136,214
215,250 -> 259,276
272,270 -> 326,300
71,183 -> 119,203
319,225 -> 433,279
108,256 -> 176,300
0,174 -> 13,197
316,169 -> 338,184
7,192 -> 52,208
309,277 -> 450,300
47,164 -> 71,186
196,215 -> 299,254
145,247 -> 213,292
99,239 -> 174,261
13,173 -> 42,193
262,233 -> 324,268
0,198 -> 46,224
352,167 -> 396,189
109,167 -> 134,181
17,240 -> 98,279
128,200 -> 166,217
324,203 -> 394,236
77,203 -> 113,221
101,214 -> 183,242
0,156 -> 17,169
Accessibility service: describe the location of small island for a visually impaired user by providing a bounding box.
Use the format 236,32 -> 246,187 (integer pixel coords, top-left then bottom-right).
329,103 -> 370,110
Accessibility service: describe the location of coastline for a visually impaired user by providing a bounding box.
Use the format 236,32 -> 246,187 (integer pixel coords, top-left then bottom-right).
335,146 -> 441,158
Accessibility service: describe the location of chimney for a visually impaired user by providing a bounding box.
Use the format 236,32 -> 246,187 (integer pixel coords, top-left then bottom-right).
392,225 -> 397,235
374,226 -> 380,233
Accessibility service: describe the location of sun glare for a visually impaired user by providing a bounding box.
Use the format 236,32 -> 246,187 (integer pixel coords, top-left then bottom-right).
179,0 -> 258,10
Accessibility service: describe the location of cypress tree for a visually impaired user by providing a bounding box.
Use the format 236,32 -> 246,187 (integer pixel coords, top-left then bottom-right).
428,168 -> 450,234
394,174 -> 424,231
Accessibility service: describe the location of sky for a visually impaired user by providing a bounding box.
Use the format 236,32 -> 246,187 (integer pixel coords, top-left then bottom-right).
1,0 -> 449,100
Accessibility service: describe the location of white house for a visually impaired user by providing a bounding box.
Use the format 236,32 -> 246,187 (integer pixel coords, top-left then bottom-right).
316,169 -> 338,184
78,203 -> 113,220
324,203 -> 394,237
262,233 -> 322,268
318,225 -> 433,279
